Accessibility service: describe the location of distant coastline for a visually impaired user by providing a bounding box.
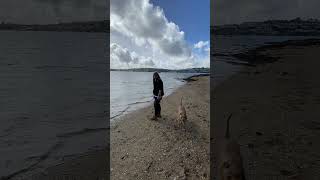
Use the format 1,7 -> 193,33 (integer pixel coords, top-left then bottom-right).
110,67 -> 210,73
212,18 -> 320,36
232,38 -> 320,65
0,20 -> 109,33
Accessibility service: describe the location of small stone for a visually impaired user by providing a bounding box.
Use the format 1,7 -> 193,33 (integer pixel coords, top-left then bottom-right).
121,154 -> 128,160
256,131 -> 263,136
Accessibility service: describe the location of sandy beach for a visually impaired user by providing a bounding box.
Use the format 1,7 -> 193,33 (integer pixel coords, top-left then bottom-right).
17,76 -> 209,180
212,39 -> 320,179
25,76 -> 210,180
111,76 -> 210,179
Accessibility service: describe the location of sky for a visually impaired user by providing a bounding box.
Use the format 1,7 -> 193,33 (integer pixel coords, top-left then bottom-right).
151,0 -> 210,45
110,0 -> 210,69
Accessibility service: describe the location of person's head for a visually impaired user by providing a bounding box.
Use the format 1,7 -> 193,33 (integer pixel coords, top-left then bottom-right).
153,72 -> 160,82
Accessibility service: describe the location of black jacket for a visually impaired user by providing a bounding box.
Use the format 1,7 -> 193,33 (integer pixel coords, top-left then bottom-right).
153,79 -> 164,96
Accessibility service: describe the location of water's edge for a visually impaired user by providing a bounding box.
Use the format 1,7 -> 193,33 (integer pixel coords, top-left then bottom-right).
110,73 -> 210,126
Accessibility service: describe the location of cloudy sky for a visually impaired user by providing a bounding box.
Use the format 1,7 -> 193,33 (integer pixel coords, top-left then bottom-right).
212,0 -> 320,25
110,0 -> 210,69
0,0 -> 107,24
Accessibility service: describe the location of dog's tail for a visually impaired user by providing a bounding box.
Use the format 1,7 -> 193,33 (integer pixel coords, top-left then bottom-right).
225,113 -> 232,139
180,96 -> 183,106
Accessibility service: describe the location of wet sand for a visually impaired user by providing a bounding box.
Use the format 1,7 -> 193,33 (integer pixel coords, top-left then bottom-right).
212,40 -> 320,179
111,76 -> 210,179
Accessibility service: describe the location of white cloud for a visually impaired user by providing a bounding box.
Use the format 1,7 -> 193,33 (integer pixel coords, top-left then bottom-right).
110,0 -> 191,58
110,43 -> 155,69
110,0 -> 209,69
194,41 -> 209,49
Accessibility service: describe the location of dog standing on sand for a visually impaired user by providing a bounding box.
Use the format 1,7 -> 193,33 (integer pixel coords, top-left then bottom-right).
176,97 -> 187,126
219,114 -> 246,180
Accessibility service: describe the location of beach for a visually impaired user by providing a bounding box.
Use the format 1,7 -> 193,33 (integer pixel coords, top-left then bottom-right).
111,76 -> 210,179
26,75 -> 209,180
212,39 -> 320,179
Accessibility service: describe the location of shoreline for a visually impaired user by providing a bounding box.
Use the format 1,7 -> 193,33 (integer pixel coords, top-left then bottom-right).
182,73 -> 210,82
25,75 -> 209,180
110,73 -> 209,123
212,39 -> 320,179
110,73 -> 209,125
111,76 -> 210,179
232,38 -> 320,65
8,73 -> 208,180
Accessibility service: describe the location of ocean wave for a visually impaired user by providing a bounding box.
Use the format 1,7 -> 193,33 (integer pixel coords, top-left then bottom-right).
127,100 -> 152,106
111,99 -> 153,120
2,142 -> 63,180
56,128 -> 108,138
110,106 -> 130,120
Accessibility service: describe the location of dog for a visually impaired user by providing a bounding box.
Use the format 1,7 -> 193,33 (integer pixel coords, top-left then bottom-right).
219,114 -> 246,180
176,96 -> 187,126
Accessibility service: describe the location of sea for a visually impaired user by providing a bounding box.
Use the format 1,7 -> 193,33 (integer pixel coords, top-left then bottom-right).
0,31 -> 107,178
0,30 -> 314,178
110,71 -> 200,120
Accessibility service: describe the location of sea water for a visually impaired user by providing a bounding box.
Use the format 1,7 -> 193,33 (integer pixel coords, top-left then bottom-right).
110,71 -> 200,120
0,31 -> 107,178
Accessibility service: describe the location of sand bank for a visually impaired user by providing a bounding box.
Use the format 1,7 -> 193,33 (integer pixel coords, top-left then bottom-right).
212,39 -> 320,179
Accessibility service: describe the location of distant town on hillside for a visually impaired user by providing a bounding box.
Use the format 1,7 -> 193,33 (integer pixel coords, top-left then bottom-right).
2,18 -> 320,35
0,20 -> 109,33
111,68 -> 210,73
212,18 -> 320,36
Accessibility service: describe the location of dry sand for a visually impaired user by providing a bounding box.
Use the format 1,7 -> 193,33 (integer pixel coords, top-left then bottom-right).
111,76 -> 210,179
212,42 -> 320,179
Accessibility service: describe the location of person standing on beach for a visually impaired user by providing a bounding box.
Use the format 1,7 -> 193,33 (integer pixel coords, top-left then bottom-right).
152,72 -> 164,120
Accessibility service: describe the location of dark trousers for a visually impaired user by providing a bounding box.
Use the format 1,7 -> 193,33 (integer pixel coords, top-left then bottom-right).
154,97 -> 161,116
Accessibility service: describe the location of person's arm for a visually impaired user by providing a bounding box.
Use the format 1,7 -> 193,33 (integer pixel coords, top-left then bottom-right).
160,80 -> 164,96
158,90 -> 162,100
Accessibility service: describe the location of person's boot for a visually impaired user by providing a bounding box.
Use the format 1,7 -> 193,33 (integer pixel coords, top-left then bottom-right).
150,115 -> 157,120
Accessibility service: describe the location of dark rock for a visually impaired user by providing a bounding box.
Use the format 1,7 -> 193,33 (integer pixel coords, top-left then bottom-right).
256,132 -> 263,136
121,154 -> 128,160
280,71 -> 289,76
